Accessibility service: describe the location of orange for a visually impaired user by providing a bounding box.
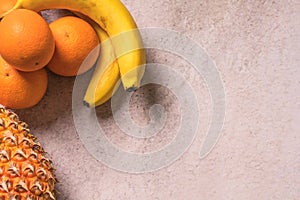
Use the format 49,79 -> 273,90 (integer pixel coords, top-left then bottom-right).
0,9 -> 55,72
47,16 -> 100,77
0,56 -> 48,109
0,0 -> 16,15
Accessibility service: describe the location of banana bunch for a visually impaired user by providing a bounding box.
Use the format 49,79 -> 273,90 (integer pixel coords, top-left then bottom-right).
0,0 -> 146,107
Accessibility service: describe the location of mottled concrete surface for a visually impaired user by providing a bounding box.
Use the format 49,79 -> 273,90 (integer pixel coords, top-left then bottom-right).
15,0 -> 299,199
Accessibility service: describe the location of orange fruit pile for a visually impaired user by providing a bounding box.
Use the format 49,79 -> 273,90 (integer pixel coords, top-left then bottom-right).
0,8 -> 100,109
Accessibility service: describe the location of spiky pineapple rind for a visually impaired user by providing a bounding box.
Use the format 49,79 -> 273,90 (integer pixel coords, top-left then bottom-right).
0,105 -> 56,200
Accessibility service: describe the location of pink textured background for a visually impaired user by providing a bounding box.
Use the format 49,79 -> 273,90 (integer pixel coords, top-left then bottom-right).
16,0 -> 299,199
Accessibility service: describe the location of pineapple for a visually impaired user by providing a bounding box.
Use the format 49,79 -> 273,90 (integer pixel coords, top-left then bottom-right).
0,105 -> 56,200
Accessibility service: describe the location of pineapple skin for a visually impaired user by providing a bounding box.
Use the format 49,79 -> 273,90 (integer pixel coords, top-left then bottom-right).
0,105 -> 56,200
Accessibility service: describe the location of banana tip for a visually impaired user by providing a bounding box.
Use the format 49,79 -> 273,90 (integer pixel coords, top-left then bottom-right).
126,87 -> 138,92
83,101 -> 91,108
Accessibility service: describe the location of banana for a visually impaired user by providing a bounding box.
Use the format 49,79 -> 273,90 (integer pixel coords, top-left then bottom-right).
85,28 -> 120,107
0,0 -> 146,91
75,13 -> 120,107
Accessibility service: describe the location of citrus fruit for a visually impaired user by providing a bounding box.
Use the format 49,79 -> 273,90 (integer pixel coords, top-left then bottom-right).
0,9 -> 55,72
0,56 -> 48,109
47,16 -> 100,77
0,0 -> 16,15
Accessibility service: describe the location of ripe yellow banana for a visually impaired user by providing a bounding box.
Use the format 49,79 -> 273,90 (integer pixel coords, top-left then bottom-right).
75,13 -> 120,107
0,0 -> 146,91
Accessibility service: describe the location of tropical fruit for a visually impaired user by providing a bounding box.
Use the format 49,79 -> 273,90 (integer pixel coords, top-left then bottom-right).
0,56 -> 48,109
0,105 -> 56,199
0,9 -> 55,72
47,16 -> 100,76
